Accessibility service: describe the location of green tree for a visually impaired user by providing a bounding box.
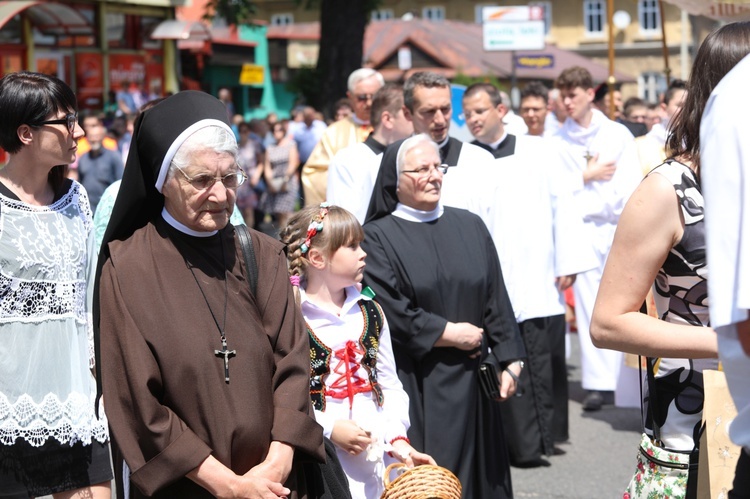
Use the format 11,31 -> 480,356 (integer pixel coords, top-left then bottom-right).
204,0 -> 380,118
310,0 -> 379,117
203,0 -> 257,26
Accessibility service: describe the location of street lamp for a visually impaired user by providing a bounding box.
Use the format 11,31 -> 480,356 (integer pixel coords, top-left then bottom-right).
607,4 -> 631,119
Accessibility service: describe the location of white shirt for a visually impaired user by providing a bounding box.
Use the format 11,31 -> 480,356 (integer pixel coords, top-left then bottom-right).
438,140 -> 499,223
544,112 -> 564,136
701,53 -> 750,449
327,142 -> 382,224
503,110 -> 528,136
484,135 -> 597,322
549,110 -> 643,256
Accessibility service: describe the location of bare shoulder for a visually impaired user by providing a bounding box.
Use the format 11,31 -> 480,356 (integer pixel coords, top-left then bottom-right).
620,168 -> 684,245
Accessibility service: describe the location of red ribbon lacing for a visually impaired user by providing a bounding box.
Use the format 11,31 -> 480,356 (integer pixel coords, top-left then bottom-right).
328,340 -> 371,410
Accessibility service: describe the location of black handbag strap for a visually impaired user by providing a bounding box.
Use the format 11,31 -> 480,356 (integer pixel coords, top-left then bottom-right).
642,355 -> 663,445
235,224 -> 258,295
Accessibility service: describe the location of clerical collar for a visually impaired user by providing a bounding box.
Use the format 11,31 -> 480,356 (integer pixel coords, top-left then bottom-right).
472,133 -> 516,159
352,115 -> 370,127
364,134 -> 387,155
479,132 -> 508,151
162,207 -> 218,237
392,203 -> 443,222
436,136 -> 450,150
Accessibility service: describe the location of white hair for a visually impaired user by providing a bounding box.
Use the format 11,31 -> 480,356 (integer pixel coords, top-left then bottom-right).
347,68 -> 385,92
396,133 -> 440,184
168,125 -> 238,182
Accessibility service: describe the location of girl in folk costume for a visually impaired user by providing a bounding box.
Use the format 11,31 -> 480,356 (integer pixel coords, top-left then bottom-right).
280,204 -> 435,499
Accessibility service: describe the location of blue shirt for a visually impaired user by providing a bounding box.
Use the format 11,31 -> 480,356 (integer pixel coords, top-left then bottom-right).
292,120 -> 327,163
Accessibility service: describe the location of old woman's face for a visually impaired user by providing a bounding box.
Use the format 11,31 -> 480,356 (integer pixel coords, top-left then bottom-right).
396,144 -> 443,212
163,149 -> 237,232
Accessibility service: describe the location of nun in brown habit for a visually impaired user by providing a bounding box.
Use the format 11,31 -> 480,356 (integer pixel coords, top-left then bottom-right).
93,91 -> 327,498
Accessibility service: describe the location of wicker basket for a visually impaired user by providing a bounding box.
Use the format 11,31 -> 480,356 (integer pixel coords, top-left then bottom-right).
380,463 -> 462,499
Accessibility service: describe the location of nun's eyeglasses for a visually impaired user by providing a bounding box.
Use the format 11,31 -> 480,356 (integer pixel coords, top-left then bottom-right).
175,165 -> 247,190
28,113 -> 78,134
399,164 -> 449,179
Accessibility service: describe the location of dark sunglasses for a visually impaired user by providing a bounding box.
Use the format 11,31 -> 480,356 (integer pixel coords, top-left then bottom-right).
29,113 -> 78,134
354,94 -> 374,103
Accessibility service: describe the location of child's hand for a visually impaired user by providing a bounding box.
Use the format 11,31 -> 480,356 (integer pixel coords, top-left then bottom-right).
331,420 -> 373,455
391,440 -> 437,468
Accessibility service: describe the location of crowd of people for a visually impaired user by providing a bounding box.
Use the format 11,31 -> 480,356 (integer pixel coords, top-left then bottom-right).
2,20 -> 750,499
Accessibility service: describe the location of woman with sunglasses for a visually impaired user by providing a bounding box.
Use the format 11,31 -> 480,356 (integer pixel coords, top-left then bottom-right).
0,72 -> 113,497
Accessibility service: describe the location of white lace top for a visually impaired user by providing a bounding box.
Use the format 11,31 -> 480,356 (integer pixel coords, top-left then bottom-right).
0,181 -> 108,447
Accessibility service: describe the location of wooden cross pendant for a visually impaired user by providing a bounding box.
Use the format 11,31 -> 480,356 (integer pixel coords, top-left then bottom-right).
214,336 -> 237,384
584,150 -> 594,163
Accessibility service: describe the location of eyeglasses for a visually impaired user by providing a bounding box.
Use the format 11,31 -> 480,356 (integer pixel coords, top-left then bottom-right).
354,94 -> 374,103
400,164 -> 449,179
174,165 -> 247,190
29,113 -> 78,134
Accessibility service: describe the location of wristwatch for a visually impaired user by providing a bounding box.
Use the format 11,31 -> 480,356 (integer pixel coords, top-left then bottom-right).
507,359 -> 525,370
504,360 -> 524,383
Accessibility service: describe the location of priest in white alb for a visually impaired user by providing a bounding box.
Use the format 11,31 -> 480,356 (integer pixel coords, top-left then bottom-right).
463,82 -> 597,466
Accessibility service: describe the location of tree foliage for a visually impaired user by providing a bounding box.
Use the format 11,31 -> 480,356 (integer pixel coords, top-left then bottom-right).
203,0 -> 257,26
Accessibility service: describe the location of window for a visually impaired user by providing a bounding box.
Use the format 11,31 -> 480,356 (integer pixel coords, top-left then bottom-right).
529,1 -> 552,34
639,0 -> 660,33
270,13 -> 293,26
475,4 -> 498,24
371,9 -> 394,21
422,6 -> 445,21
583,0 -> 605,35
639,71 -> 667,103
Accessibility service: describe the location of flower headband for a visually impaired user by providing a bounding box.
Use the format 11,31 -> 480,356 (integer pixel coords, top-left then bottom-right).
300,203 -> 330,254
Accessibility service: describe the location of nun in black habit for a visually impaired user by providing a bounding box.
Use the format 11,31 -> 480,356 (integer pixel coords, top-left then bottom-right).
361,133 -> 526,499
92,91 -> 331,498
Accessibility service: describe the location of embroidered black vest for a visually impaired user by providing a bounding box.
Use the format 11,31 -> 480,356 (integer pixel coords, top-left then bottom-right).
308,300 -> 384,411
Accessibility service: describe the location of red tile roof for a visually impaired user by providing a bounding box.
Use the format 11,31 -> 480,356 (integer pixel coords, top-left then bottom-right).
268,18 -> 634,83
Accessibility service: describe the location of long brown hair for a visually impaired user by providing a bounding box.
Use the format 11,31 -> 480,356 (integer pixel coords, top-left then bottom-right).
667,22 -> 750,177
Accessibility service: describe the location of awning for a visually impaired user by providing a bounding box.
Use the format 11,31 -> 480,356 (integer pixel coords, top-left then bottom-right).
151,19 -> 212,41
0,0 -> 93,35
661,0 -> 750,20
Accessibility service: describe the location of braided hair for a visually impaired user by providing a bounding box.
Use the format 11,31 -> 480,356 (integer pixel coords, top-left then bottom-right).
279,204 -> 364,304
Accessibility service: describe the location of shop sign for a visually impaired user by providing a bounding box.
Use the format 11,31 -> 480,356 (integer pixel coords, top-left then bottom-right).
240,64 -> 264,85
76,53 -> 104,109
109,53 -> 163,97
109,54 -> 147,90
482,5 -> 545,51
515,54 -> 554,69
287,41 -> 319,68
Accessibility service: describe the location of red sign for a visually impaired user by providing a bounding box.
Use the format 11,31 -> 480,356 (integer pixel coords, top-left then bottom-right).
109,52 -> 164,97
76,52 -> 104,109
109,54 -> 147,91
